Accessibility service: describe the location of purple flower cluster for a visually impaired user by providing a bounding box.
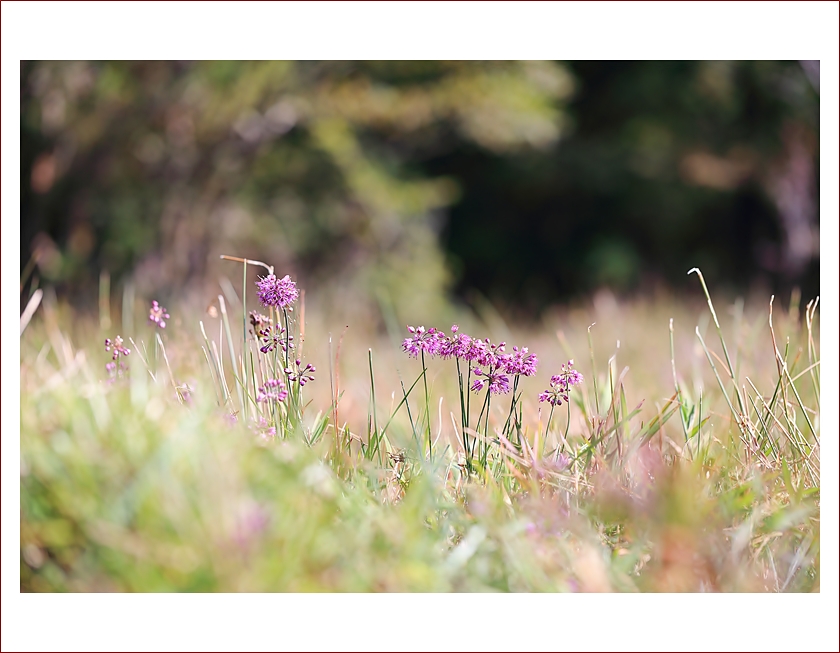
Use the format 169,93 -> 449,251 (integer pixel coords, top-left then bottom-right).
471,367 -> 511,395
105,336 -> 131,359
439,325 -> 474,360
251,417 -> 277,441
402,324 -> 541,396
258,324 -> 290,354
499,346 -> 539,377
538,360 -> 584,407
401,326 -> 446,358
148,301 -> 170,329
471,338 -> 507,368
256,274 -> 298,309
249,310 -> 271,332
104,336 -> 131,378
257,378 -> 288,403
284,359 -> 316,387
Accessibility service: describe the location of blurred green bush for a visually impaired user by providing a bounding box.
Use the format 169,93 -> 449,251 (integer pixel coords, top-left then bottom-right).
21,61 -> 572,317
21,61 -> 819,317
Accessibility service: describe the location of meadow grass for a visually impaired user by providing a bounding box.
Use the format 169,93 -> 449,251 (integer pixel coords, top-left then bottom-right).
19,265 -> 819,592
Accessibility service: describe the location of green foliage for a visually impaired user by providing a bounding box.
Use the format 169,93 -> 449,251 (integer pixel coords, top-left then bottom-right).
21,61 -> 571,318
22,61 -> 817,316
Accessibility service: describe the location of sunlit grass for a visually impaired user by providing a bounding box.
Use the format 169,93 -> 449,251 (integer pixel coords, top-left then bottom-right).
19,270 -> 819,592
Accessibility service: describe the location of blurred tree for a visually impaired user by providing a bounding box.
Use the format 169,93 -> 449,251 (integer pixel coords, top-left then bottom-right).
20,61 -> 818,317
432,61 -> 819,309
20,60 -> 572,318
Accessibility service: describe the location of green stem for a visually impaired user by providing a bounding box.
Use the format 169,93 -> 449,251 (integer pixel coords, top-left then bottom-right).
398,375 -> 419,450
503,375 -> 520,440
283,308 -> 291,369
588,324 -> 600,416
456,357 -> 470,468
483,389 -> 492,469
563,400 -> 571,453
421,350 -> 432,461
475,385 -> 491,442
474,385 -> 492,469
368,349 -> 381,464
545,404 -> 556,443
466,367 -> 472,430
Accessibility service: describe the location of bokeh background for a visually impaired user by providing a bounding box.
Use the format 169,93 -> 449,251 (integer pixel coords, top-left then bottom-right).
20,61 -> 820,320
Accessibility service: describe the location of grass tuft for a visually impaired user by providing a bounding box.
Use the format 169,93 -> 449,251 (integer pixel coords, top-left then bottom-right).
20,268 -> 819,592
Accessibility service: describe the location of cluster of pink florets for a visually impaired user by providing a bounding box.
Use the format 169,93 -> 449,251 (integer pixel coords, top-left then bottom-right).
402,323 -> 579,402
538,360 -> 584,407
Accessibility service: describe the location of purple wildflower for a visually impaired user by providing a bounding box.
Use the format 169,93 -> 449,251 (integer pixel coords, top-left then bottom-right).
105,336 -> 131,359
554,359 -> 584,388
554,452 -> 571,471
257,378 -> 288,403
285,359 -> 316,387
438,324 -> 474,360
148,301 -> 170,329
258,324 -> 291,354
256,274 -> 298,309
251,417 -> 277,442
401,325 -> 446,359
539,360 -> 583,406
470,367 -> 511,395
471,338 -> 506,367
249,310 -> 271,332
104,336 -> 130,379
500,346 -> 539,377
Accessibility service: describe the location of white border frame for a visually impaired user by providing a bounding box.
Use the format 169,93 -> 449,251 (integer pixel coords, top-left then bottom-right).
3,2 -> 837,651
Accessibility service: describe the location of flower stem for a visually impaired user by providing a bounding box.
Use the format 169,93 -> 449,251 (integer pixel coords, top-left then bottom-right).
456,357 -> 470,469
503,375 -> 520,441
475,385 -> 492,469
545,404 -> 556,443
483,387 -> 492,468
563,400 -> 571,453
421,350 -> 432,461
368,349 -> 381,465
